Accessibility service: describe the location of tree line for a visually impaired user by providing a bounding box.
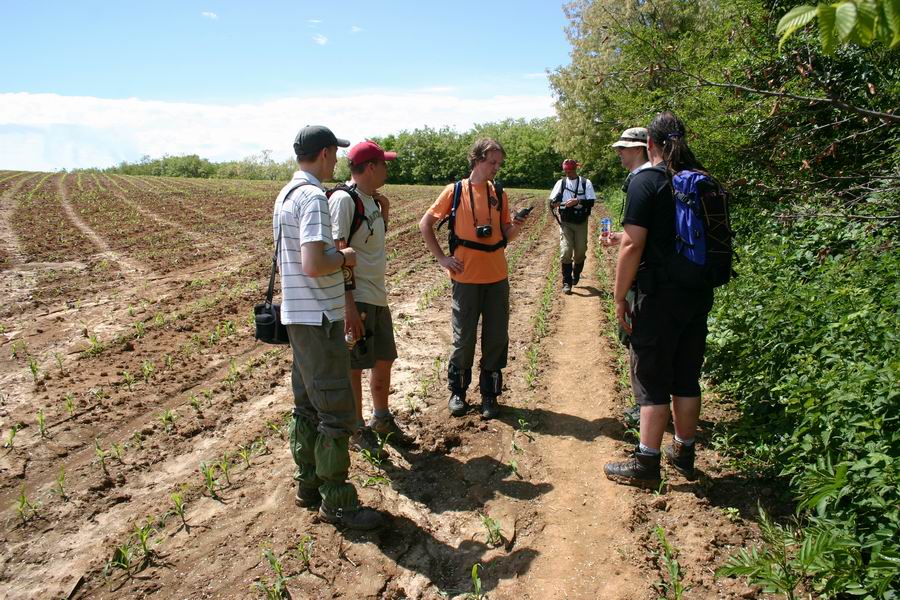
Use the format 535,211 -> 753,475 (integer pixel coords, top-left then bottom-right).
93,118 -> 564,189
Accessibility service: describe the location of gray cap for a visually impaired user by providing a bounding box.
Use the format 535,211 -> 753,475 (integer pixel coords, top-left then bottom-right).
293,125 -> 350,157
611,127 -> 648,148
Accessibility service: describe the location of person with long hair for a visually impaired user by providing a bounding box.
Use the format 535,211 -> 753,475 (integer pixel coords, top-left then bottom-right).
604,111 -> 717,488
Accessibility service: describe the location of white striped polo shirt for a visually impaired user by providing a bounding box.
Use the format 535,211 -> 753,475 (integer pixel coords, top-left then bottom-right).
272,170 -> 345,325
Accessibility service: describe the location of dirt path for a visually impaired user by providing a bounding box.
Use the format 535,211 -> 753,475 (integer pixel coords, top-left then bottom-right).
509,237 -> 647,599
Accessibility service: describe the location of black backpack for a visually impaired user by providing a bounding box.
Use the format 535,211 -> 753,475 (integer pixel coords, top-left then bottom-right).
437,180 -> 507,255
654,167 -> 736,288
325,183 -> 381,242
552,177 -> 592,224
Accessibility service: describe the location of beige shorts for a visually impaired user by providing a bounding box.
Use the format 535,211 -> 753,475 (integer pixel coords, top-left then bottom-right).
350,302 -> 398,370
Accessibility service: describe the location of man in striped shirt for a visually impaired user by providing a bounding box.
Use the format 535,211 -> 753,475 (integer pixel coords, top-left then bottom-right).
273,125 -> 384,530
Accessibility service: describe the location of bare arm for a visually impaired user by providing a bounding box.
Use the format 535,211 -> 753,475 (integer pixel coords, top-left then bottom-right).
613,224 -> 647,334
300,241 -> 356,277
419,212 -> 463,274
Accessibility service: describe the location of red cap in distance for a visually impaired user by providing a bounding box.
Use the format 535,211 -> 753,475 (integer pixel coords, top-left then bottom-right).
348,140 -> 397,164
562,159 -> 580,170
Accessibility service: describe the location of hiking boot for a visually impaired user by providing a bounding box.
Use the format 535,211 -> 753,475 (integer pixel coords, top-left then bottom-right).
573,262 -> 584,286
480,395 -> 501,419
350,427 -> 380,454
318,504 -> 385,531
623,404 -> 641,428
448,393 -> 468,417
367,414 -> 414,447
665,440 -> 697,480
562,283 -> 572,295
294,484 -> 321,509
604,449 -> 661,489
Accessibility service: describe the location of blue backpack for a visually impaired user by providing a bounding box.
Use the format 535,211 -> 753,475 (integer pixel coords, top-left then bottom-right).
667,169 -> 735,288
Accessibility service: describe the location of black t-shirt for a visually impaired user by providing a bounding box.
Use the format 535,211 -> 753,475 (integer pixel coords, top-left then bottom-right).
622,166 -> 674,271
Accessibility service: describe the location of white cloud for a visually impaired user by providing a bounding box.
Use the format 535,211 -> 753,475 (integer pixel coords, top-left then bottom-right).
0,91 -> 555,171
351,25 -> 363,33
201,11 -> 218,20
523,72 -> 547,80
312,34 -> 328,45
308,19 -> 321,25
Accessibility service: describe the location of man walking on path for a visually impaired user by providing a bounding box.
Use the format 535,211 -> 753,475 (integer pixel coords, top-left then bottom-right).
274,125 -> 383,530
419,138 -> 529,419
603,112 -> 717,488
549,159 -> 596,294
328,140 -> 408,451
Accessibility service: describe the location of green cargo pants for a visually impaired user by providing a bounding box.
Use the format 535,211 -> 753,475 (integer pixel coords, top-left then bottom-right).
286,318 -> 358,510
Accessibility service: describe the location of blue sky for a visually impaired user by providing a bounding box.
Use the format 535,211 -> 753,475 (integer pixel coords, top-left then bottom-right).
0,1 -> 571,170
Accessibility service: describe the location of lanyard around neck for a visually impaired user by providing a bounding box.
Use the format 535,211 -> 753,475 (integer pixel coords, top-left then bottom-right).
467,180 -> 493,227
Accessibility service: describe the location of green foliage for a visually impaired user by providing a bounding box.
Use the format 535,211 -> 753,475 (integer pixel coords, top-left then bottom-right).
554,1 -> 899,596
777,1 -> 900,53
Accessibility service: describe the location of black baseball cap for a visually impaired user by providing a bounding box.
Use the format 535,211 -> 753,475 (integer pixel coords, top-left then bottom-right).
293,125 -> 350,157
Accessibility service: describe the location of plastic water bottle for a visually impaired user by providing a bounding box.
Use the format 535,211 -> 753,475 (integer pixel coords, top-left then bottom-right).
600,217 -> 612,241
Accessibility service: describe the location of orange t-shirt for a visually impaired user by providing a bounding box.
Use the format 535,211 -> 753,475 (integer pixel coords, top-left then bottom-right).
428,179 -> 511,284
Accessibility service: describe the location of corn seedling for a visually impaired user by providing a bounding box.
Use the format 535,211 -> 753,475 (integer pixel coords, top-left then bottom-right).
200,462 -> 218,497
141,359 -> 155,383
88,386 -> 109,401
203,388 -> 213,401
255,546 -> 290,599
64,392 -> 75,416
466,563 -> 485,600
111,442 -> 124,462
132,430 -> 143,449
127,305 -> 135,317
54,352 -> 64,372
10,339 -> 28,359
254,436 -> 270,455
159,409 -> 176,432
28,357 -> 40,382
84,333 -> 105,357
133,321 -> 145,339
53,466 -> 68,500
5,423 -> 22,448
291,535 -> 314,570
480,513 -> 504,546
225,358 -> 240,389
36,408 -> 49,438
654,525 -> 687,599
516,417 -> 534,441
106,541 -> 136,575
237,444 -> 252,468
133,519 -> 157,563
511,439 -> 523,454
189,392 -> 202,412
507,459 -> 519,477
164,353 -> 173,369
218,452 -> 232,486
95,439 -> 109,476
121,370 -> 135,391
170,492 -> 187,526
16,485 -> 39,524
266,420 -> 284,440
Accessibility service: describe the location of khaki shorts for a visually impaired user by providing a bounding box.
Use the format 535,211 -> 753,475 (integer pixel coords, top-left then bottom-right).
350,303 -> 398,370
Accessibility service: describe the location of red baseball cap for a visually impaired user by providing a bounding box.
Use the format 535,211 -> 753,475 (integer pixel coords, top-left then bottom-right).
348,140 -> 397,164
562,159 -> 580,170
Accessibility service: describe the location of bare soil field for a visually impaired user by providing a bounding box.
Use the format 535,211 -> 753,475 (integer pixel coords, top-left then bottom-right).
0,173 -> 773,599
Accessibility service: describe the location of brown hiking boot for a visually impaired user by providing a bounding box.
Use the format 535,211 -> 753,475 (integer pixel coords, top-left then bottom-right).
665,440 -> 697,480
604,448 -> 661,489
294,484 -> 321,509
318,504 -> 385,530
350,427 -> 380,454
367,414 -> 414,447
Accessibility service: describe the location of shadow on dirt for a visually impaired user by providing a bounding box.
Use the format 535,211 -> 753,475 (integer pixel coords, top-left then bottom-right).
499,406 -> 625,442
386,449 -> 553,514
365,513 -> 539,595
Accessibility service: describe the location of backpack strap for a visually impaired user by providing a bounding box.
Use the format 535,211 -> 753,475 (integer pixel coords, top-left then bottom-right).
438,180 -> 507,254
327,183 -> 377,242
